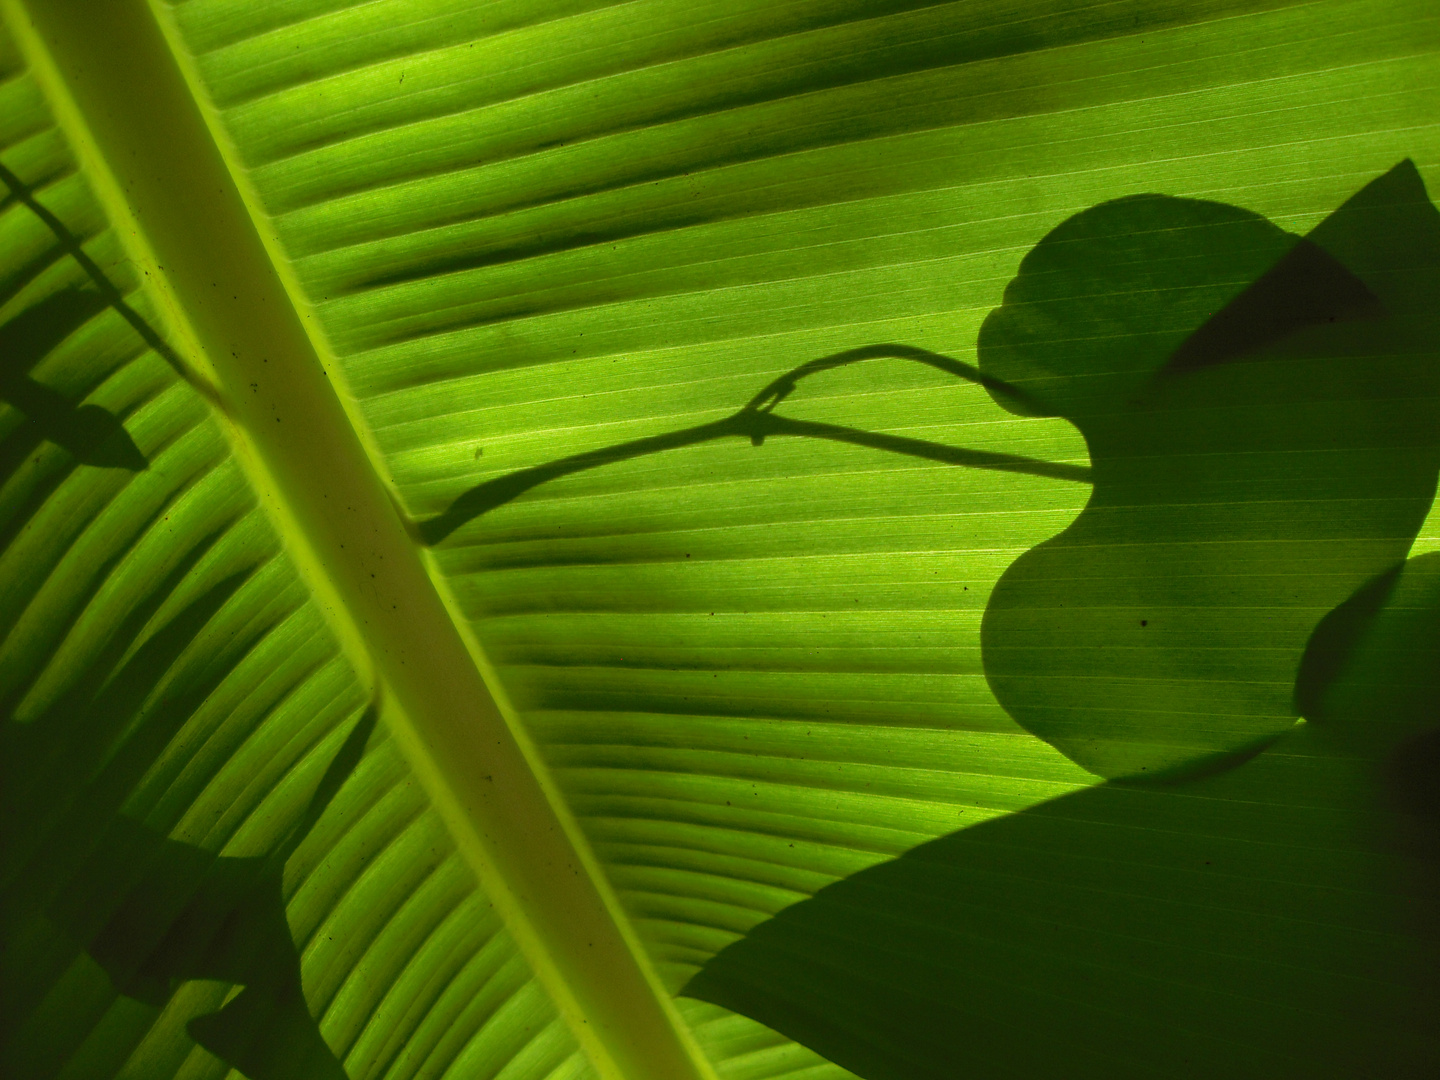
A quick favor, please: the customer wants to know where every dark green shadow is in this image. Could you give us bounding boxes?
[979,159,1440,781]
[0,287,147,472]
[0,159,227,505]
[685,555,1440,1080]
[684,161,1440,1079]
[0,541,367,1080]
[0,162,199,394]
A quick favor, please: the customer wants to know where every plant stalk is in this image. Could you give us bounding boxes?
[0,3,716,1079]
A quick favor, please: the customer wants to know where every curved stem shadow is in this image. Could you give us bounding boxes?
[419,344,1087,545]
[0,160,224,410]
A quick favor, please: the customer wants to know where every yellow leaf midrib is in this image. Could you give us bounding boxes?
[0,3,715,1079]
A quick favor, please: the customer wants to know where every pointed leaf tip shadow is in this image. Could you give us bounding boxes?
[0,160,225,414]
[1153,157,1431,387]
[86,705,376,1080]
[0,287,147,471]
[3,558,375,1079]
[684,552,1440,1077]
[1157,237,1384,379]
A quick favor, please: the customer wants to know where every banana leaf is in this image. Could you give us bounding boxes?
[1,2,1437,1079]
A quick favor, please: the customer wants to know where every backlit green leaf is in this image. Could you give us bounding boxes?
[2,2,1437,1079]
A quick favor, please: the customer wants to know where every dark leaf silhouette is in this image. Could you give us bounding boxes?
[687,553,1440,1080]
[1,541,369,1080]
[683,161,1440,1080]
[979,159,1440,780]
[0,288,146,470]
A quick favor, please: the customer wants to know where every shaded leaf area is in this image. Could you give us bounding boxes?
[80,708,373,1080]
[688,552,1440,1080]
[980,160,1440,780]
[0,523,369,1080]
[1,96,361,1075]
[0,158,195,569]
[685,163,1440,1077]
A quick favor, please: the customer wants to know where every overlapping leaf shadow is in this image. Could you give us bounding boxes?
[979,159,1440,782]
[684,161,1440,1079]
[684,554,1440,1080]
[0,542,367,1080]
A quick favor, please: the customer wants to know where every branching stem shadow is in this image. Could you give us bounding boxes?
[420,344,1088,544]
[0,161,224,411]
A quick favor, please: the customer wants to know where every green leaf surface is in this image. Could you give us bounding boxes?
[3,1,1438,1079]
